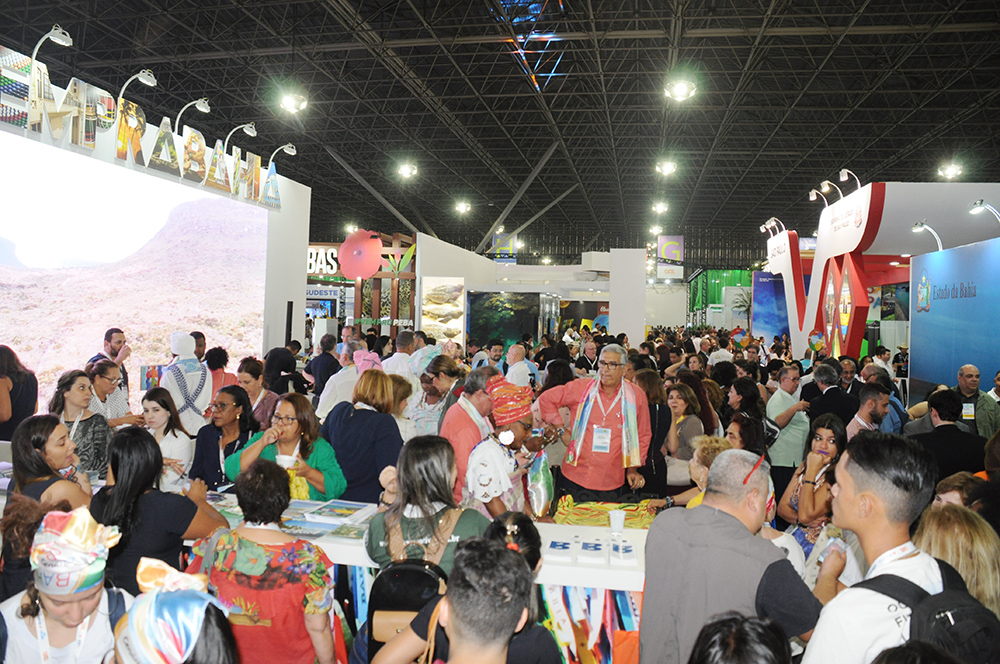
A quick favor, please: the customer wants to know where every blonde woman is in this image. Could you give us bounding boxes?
[914,504,1000,618]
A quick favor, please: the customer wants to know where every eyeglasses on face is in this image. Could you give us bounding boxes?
[598,360,624,369]
[101,376,122,385]
[271,414,297,425]
[212,402,235,411]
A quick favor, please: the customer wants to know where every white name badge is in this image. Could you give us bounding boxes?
[963,403,976,420]
[592,426,612,453]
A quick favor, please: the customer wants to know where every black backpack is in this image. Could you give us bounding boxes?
[855,559,1000,664]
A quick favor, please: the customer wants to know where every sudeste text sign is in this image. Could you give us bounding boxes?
[0,45,282,208]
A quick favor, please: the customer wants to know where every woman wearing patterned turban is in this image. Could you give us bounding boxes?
[0,505,129,663]
[462,375,535,518]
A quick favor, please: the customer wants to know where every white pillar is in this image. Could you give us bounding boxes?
[610,248,647,345]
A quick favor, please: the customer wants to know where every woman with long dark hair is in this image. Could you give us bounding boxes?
[142,387,192,490]
[0,345,38,442]
[633,369,670,497]
[48,369,112,478]
[190,385,258,490]
[365,436,490,575]
[90,427,228,595]
[678,372,721,436]
[0,415,92,601]
[777,413,846,556]
[532,359,576,468]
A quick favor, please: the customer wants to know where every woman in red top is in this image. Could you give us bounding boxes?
[188,458,336,664]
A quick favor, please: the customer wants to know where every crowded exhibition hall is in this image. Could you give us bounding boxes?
[3,2,1000,663]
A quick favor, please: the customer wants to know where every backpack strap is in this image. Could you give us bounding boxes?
[107,588,127,631]
[855,573,931,608]
[936,559,968,592]
[387,509,463,565]
[417,600,443,664]
[199,527,231,576]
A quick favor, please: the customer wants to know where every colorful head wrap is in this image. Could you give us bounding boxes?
[409,344,442,376]
[485,375,533,426]
[30,507,120,596]
[115,558,226,664]
[354,349,383,373]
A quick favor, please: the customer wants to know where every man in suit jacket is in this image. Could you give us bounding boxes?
[911,388,987,478]
[838,357,864,396]
[808,362,859,428]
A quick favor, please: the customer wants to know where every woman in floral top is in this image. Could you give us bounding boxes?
[187,459,336,664]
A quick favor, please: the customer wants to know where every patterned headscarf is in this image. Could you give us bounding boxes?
[30,507,120,596]
[115,557,227,664]
[485,375,533,426]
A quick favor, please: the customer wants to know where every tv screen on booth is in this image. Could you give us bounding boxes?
[0,130,268,409]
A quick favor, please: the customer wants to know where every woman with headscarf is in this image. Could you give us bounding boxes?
[0,506,131,662]
[160,332,211,437]
[116,558,238,664]
[462,376,534,518]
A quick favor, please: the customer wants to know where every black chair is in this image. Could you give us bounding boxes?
[366,559,448,663]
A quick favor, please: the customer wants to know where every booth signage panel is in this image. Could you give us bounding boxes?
[909,237,996,405]
[657,235,684,279]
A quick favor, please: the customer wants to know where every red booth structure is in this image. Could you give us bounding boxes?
[765,181,1000,359]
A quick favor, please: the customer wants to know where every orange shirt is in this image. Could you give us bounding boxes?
[538,379,651,491]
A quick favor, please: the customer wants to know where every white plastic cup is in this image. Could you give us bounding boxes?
[609,509,626,534]
[275,454,296,469]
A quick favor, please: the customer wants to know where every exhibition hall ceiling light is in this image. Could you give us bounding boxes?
[280,93,308,113]
[175,97,210,132]
[268,142,296,167]
[656,161,677,176]
[938,162,962,179]
[912,220,943,251]
[455,201,471,214]
[345,223,358,233]
[542,257,552,264]
[664,77,696,101]
[398,163,418,178]
[808,189,828,206]
[969,199,1000,226]
[652,202,668,214]
[819,180,843,199]
[650,225,663,234]
[516,240,524,249]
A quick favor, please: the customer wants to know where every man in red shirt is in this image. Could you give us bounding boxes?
[439,366,500,503]
[538,344,651,499]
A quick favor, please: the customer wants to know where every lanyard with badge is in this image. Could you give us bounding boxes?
[591,385,622,454]
[865,541,917,579]
[36,610,90,662]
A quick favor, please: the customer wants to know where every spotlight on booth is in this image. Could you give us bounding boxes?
[268,143,296,167]
[808,189,828,206]
[839,168,862,190]
[223,122,256,156]
[938,163,962,180]
[29,25,74,122]
[820,180,843,199]
[116,69,157,125]
[759,217,785,238]
[280,93,308,113]
[912,220,943,252]
[969,199,1000,226]
[175,97,210,133]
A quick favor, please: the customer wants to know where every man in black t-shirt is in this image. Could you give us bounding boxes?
[892,344,909,378]
[303,333,342,406]
[574,341,598,376]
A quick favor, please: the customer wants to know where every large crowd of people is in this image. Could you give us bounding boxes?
[0,321,998,663]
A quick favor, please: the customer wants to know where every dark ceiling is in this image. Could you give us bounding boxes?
[3,0,999,269]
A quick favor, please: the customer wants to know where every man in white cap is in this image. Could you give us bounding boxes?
[160,331,211,435]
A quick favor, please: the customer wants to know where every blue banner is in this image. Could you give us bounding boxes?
[910,238,1000,404]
